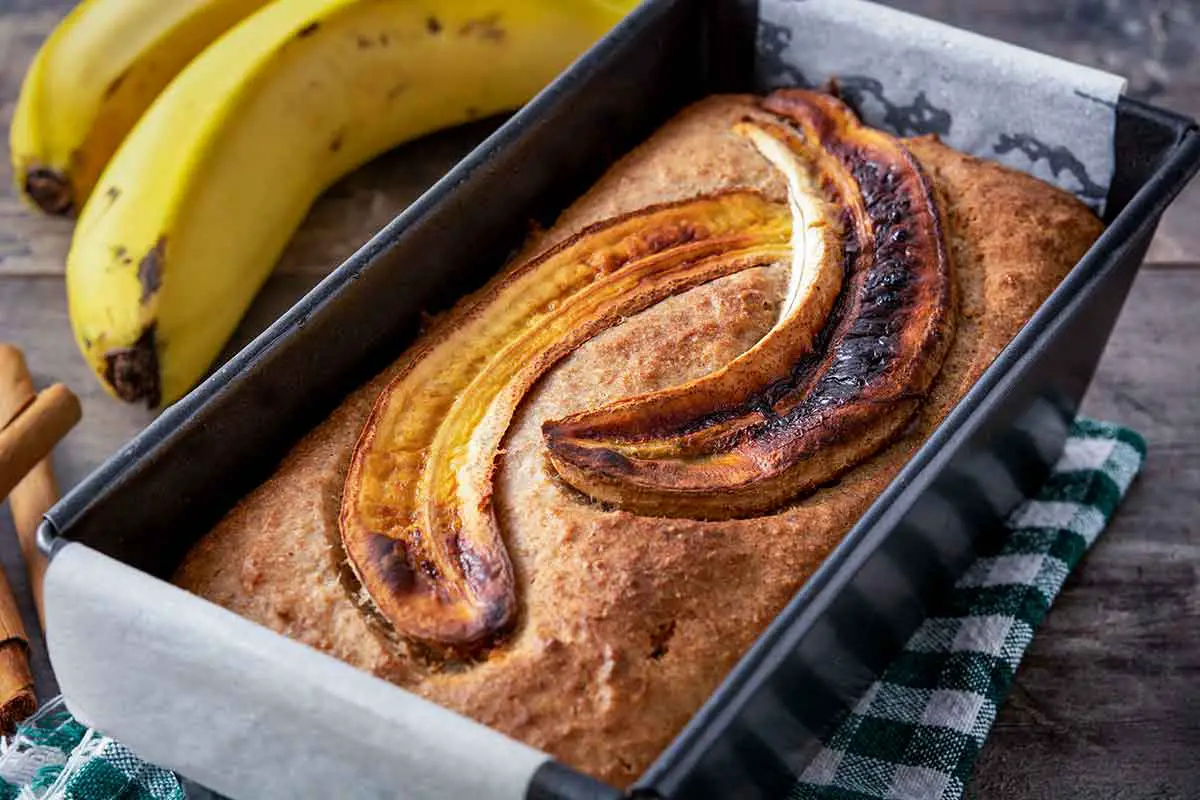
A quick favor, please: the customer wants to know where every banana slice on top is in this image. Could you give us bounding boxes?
[342,193,792,651]
[341,90,956,652]
[544,90,956,519]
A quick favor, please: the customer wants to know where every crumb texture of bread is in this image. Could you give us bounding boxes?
[174,95,1103,787]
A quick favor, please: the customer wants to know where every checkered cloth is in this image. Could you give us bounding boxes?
[791,417,1146,800]
[0,419,1143,800]
[0,698,182,800]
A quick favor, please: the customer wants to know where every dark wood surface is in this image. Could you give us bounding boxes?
[1,2,1197,798]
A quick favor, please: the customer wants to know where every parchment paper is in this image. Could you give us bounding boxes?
[46,545,549,800]
[757,0,1127,213]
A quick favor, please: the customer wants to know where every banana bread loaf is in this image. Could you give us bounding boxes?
[174,91,1104,786]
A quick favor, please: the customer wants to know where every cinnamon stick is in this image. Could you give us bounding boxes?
[0,344,35,432]
[0,582,34,735]
[0,384,80,502]
[4,470,53,632]
[0,346,67,734]
[0,346,53,628]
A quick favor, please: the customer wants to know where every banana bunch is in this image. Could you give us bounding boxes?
[10,0,275,215]
[10,0,630,407]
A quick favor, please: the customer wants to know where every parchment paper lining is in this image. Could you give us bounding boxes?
[757,0,1127,213]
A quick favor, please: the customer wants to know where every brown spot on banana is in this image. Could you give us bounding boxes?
[23,167,73,216]
[458,14,504,42]
[103,70,128,100]
[103,326,160,408]
[137,237,165,304]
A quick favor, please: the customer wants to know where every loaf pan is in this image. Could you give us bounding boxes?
[37,0,1200,798]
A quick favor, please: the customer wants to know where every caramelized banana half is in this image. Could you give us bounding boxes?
[544,90,956,519]
[341,89,955,650]
[341,192,795,650]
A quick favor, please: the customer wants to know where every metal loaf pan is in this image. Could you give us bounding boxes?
[37,1,1200,798]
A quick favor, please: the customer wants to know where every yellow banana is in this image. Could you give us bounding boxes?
[67,0,632,408]
[9,0,273,215]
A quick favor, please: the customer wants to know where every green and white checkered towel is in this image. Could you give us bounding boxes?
[0,698,182,800]
[0,418,1144,800]
[792,417,1146,800]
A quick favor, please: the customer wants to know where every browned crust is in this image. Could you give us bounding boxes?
[173,94,1104,787]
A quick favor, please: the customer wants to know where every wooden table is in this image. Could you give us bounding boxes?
[1,1,1197,797]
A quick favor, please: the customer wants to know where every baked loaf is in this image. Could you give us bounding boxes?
[175,91,1103,786]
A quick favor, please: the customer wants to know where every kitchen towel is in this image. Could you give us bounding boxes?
[0,417,1144,800]
[791,417,1146,800]
[0,698,182,800]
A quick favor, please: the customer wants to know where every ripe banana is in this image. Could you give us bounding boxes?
[67,0,631,408]
[9,0,273,215]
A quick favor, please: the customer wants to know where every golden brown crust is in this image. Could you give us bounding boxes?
[174,95,1103,786]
